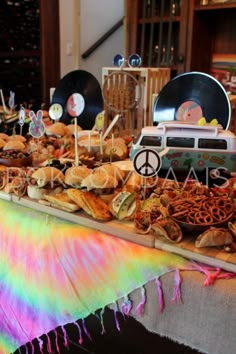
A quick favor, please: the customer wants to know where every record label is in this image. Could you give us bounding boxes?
[66,93,85,117]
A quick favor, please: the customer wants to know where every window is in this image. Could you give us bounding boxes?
[140,136,162,146]
[166,137,194,148]
[198,139,227,150]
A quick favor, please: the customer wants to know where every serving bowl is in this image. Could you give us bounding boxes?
[168,208,234,234]
[0,150,32,167]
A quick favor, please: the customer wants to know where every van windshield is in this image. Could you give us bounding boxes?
[140,136,162,146]
[166,137,194,148]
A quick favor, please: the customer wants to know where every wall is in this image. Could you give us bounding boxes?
[59,0,124,84]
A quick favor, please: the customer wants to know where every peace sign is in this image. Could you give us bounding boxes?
[133,148,162,177]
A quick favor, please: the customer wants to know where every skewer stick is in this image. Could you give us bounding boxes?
[88,131,91,153]
[0,89,7,112]
[99,132,103,154]
[102,114,120,141]
[74,117,79,166]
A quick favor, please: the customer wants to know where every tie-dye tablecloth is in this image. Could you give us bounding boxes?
[0,199,234,354]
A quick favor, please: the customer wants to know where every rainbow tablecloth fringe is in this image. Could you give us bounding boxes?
[0,199,234,354]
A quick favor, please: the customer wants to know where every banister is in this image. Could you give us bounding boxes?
[81,18,124,59]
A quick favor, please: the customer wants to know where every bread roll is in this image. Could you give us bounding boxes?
[45,122,67,137]
[0,133,9,141]
[0,138,6,149]
[31,166,65,187]
[65,166,91,187]
[65,124,82,135]
[8,135,27,143]
[3,140,25,151]
[27,185,63,200]
[80,171,119,191]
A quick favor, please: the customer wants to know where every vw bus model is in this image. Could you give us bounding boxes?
[130,122,236,173]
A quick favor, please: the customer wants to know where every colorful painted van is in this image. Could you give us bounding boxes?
[130,122,236,172]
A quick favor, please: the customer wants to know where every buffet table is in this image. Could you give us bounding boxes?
[0,199,235,354]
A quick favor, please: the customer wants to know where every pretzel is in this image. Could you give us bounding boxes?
[169,195,234,225]
[216,198,234,214]
[209,207,227,222]
[194,211,214,224]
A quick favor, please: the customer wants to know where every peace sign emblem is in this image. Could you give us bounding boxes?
[133,148,162,177]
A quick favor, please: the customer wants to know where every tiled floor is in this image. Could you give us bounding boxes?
[15,308,204,354]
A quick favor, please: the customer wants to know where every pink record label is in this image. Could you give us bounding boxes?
[66,93,85,117]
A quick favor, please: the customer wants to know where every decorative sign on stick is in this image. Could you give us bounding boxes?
[49,103,63,122]
[94,111,105,132]
[28,110,45,138]
[18,107,25,136]
[66,93,85,166]
[8,91,15,112]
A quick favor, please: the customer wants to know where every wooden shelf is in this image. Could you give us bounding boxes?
[195,3,236,10]
[0,0,59,109]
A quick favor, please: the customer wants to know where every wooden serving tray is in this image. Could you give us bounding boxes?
[0,191,235,273]
[10,195,156,249]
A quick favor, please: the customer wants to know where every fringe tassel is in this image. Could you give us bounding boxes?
[54,329,60,354]
[171,269,182,304]
[190,262,235,286]
[74,321,83,345]
[46,333,52,353]
[37,337,44,354]
[135,286,146,316]
[121,295,132,317]
[155,277,164,313]
[61,325,69,350]
[82,318,92,341]
[30,341,34,354]
[204,267,221,287]
[113,302,121,332]
[98,308,106,335]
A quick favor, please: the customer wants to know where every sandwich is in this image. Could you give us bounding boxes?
[103,137,128,161]
[3,140,26,151]
[67,188,112,221]
[27,166,65,199]
[8,135,27,143]
[65,166,92,188]
[45,122,68,137]
[0,138,6,149]
[41,192,80,212]
[80,163,126,202]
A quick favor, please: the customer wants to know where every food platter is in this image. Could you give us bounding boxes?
[0,191,235,273]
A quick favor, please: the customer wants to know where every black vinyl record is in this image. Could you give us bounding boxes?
[153,72,231,129]
[52,70,103,130]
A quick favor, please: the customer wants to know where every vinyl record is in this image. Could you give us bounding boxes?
[153,72,231,129]
[51,70,103,130]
